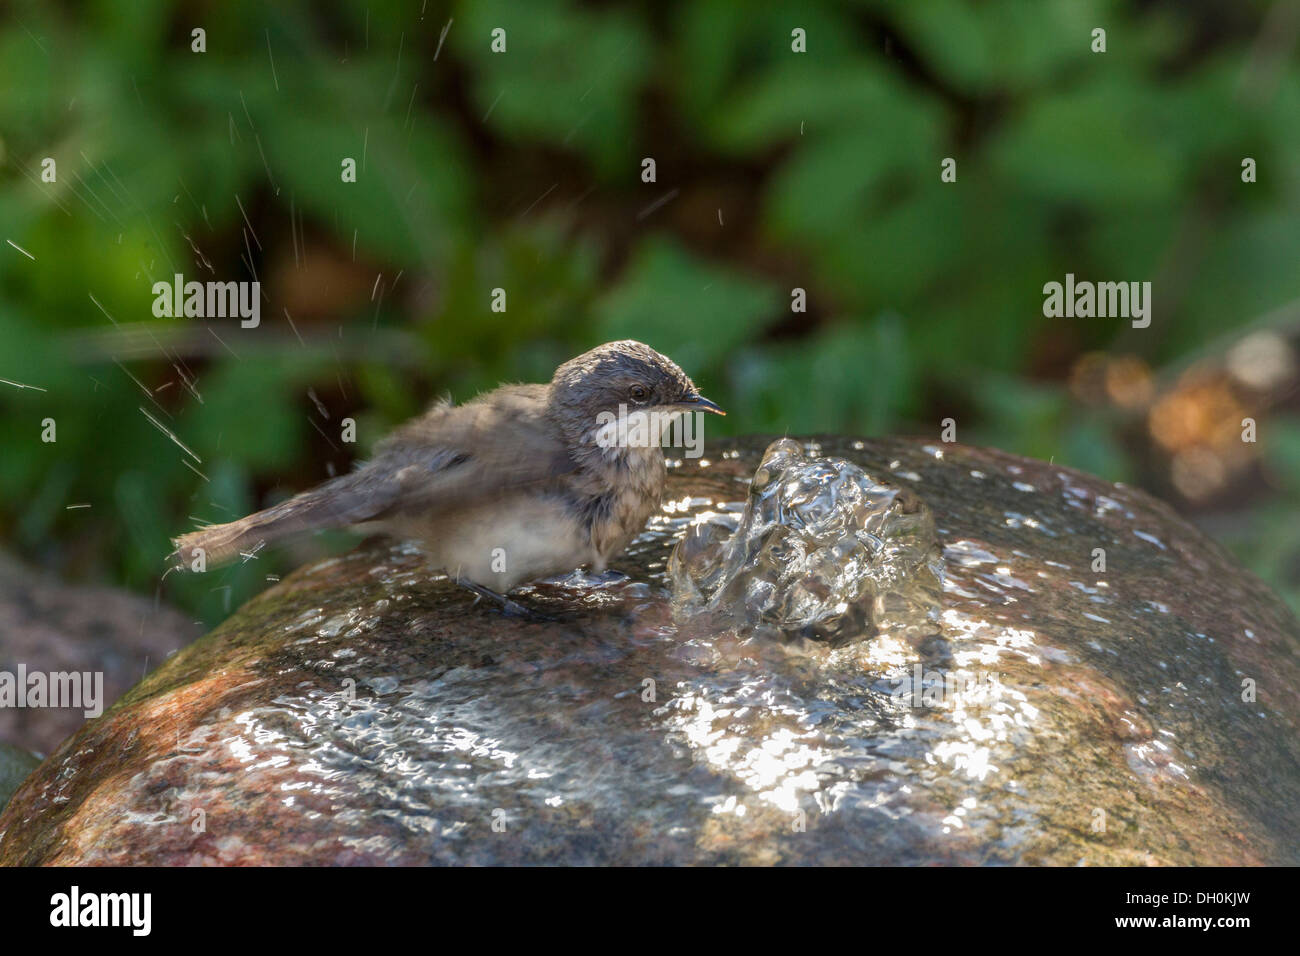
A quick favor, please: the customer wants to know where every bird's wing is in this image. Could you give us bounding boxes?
[170,385,576,568]
[369,384,579,517]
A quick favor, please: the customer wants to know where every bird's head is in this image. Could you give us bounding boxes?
[551,340,728,460]
[552,340,724,423]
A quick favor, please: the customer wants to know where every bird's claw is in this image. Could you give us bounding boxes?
[455,577,555,622]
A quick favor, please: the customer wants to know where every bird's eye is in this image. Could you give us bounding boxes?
[629,383,649,402]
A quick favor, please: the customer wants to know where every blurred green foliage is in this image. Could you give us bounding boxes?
[2,0,1300,625]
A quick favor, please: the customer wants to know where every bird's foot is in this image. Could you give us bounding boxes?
[455,577,555,622]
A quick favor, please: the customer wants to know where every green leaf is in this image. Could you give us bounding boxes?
[452,0,651,176]
[733,315,916,435]
[595,237,779,372]
[987,75,1189,206]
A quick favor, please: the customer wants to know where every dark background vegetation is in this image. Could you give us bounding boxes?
[3,0,1300,628]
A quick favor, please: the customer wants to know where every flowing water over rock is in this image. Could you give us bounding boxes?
[669,438,944,646]
[1,436,1297,865]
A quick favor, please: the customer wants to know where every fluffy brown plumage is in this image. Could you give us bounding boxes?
[171,340,722,595]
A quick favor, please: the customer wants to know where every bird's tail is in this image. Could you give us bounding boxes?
[170,468,390,570]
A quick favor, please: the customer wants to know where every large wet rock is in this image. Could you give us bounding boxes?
[1,437,1297,865]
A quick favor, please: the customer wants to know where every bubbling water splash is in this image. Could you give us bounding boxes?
[668,438,944,645]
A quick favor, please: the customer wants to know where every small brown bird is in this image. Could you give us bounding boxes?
[171,340,723,611]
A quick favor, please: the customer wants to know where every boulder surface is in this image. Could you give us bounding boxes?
[1,436,1296,865]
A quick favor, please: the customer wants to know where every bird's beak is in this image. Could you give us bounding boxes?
[676,394,726,416]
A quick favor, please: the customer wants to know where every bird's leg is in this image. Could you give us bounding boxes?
[453,575,552,621]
